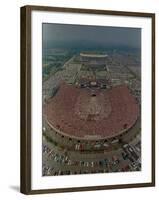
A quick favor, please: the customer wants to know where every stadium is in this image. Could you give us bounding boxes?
[42,52,141,176]
[44,81,139,150]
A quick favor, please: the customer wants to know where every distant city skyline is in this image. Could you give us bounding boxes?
[43,23,141,49]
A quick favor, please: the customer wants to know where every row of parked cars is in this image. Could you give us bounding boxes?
[121,143,141,171]
[42,140,141,176]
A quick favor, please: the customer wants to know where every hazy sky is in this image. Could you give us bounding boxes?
[43,23,141,49]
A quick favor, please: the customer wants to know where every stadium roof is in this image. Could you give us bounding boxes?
[80,52,108,58]
[44,83,139,140]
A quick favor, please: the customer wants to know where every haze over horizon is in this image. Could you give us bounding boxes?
[43,23,141,50]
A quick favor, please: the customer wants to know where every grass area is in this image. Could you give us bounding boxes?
[43,132,58,146]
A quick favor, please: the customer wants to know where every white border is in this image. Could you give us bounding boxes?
[31,10,152,190]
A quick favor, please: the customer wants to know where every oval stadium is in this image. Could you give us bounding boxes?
[42,52,141,176]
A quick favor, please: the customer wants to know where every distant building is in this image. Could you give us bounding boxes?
[80,52,108,68]
[77,52,111,88]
